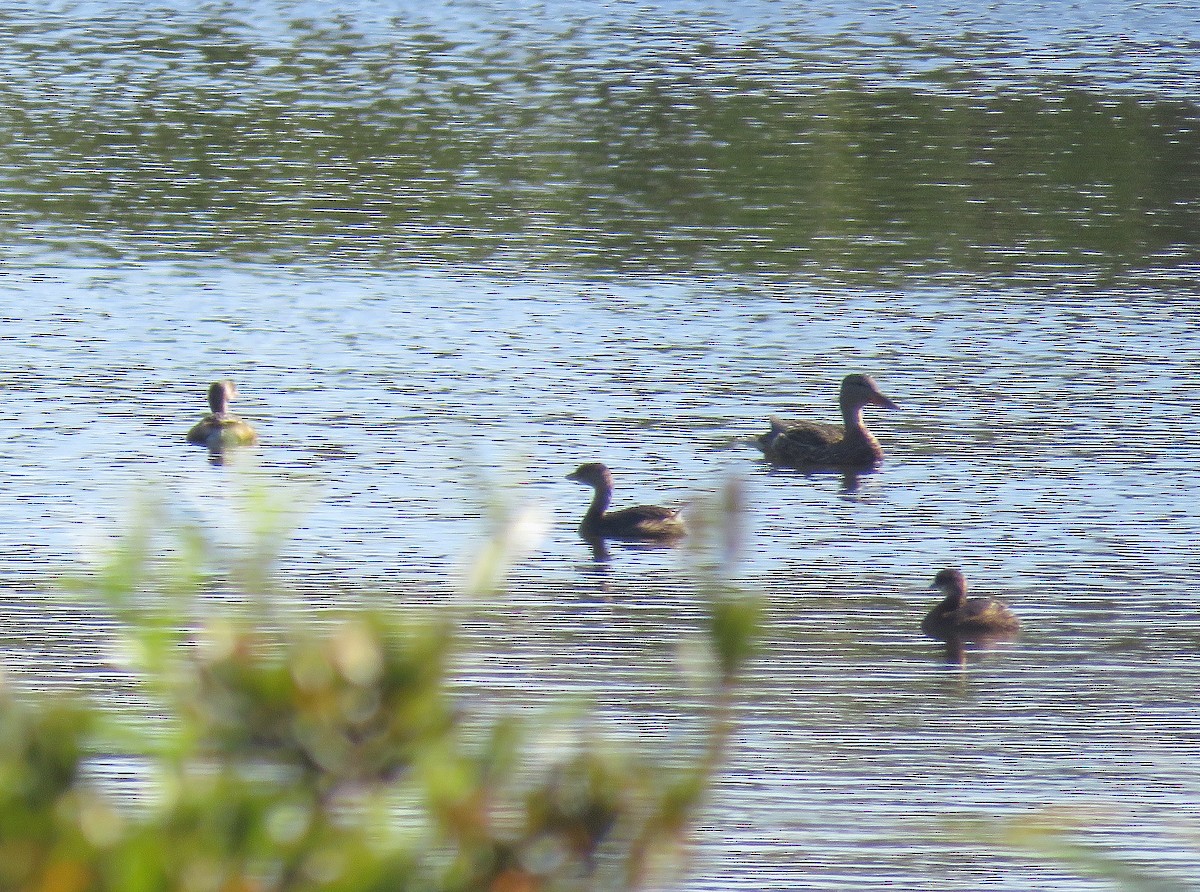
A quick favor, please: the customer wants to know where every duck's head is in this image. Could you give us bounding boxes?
[840,374,897,411]
[930,568,968,597]
[208,379,239,413]
[566,462,613,490]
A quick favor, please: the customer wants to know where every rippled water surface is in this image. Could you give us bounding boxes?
[2,1,1199,889]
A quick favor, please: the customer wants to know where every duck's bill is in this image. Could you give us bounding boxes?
[871,392,899,410]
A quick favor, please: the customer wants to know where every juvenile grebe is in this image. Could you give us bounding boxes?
[566,462,686,541]
[922,568,1020,639]
[186,380,258,450]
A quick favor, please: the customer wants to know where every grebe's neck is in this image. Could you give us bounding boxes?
[939,578,968,610]
[209,392,230,415]
[583,481,612,524]
[208,380,240,415]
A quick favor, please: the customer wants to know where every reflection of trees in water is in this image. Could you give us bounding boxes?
[0,10,1196,278]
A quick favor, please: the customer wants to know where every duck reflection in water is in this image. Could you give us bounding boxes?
[580,534,685,567]
[922,568,1020,663]
[566,463,686,555]
[187,380,258,461]
[766,464,871,495]
[936,628,1020,667]
[756,373,897,471]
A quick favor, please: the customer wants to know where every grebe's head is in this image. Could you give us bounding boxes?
[930,567,967,596]
[566,462,614,490]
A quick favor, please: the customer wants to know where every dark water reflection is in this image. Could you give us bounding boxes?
[1,1,1197,281]
[1,2,1200,889]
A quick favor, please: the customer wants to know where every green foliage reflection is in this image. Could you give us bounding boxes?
[0,10,1195,280]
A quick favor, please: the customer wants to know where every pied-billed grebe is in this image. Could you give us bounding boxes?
[186,380,258,450]
[922,568,1020,639]
[566,462,686,541]
[757,373,897,469]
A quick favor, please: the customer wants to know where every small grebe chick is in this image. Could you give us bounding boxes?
[757,373,897,469]
[566,462,686,541]
[922,568,1020,639]
[186,380,258,450]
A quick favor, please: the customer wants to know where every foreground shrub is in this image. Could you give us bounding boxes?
[1,476,758,891]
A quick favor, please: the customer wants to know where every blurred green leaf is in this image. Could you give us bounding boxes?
[956,812,1194,892]
[12,475,760,891]
[708,594,762,682]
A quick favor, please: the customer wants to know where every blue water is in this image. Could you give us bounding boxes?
[2,0,1200,888]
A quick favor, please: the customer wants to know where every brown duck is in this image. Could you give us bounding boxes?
[757,373,897,469]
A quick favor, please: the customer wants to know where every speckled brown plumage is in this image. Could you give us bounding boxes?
[757,373,896,469]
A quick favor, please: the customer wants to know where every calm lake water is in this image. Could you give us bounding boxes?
[2,1,1199,889]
